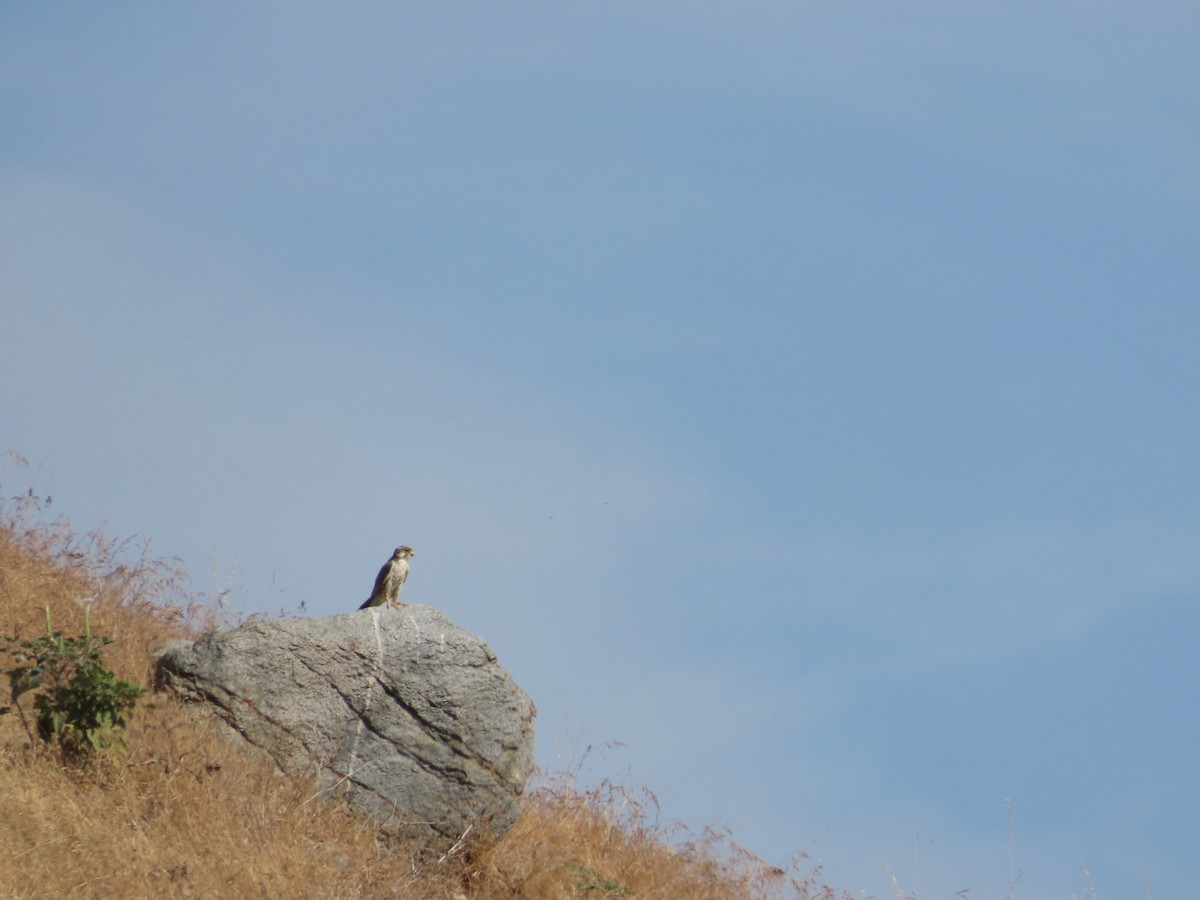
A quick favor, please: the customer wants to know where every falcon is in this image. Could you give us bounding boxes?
[359,546,414,609]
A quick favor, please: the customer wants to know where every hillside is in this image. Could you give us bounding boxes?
[0,491,845,899]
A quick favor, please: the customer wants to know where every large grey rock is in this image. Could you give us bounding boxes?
[155,605,536,852]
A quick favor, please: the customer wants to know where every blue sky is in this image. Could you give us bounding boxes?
[3,3,1198,896]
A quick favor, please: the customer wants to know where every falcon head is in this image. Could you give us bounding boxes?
[394,546,414,559]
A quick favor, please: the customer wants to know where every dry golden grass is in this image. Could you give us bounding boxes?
[0,483,849,899]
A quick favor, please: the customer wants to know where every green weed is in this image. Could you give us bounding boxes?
[1,604,145,761]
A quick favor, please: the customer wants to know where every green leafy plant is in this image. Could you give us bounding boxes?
[572,863,636,896]
[1,605,144,761]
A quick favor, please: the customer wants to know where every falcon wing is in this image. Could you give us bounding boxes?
[371,560,394,596]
